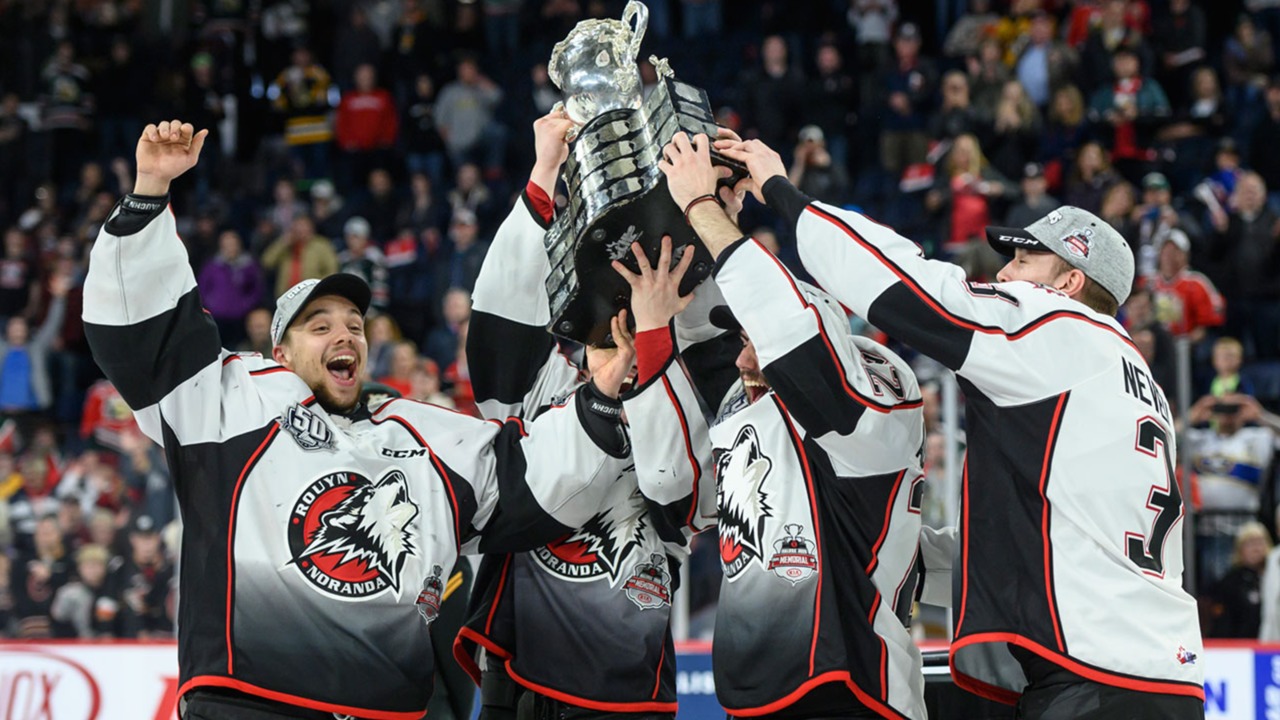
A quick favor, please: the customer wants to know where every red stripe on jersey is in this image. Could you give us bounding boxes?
[1040,393,1069,653]
[950,632,1206,702]
[755,241,921,414]
[775,397,825,677]
[505,661,678,713]
[371,413,463,550]
[660,374,702,526]
[651,638,667,699]
[179,676,426,720]
[955,459,972,639]
[804,205,1140,354]
[453,626,513,687]
[486,555,514,635]
[865,469,908,576]
[723,671,909,719]
[225,422,281,675]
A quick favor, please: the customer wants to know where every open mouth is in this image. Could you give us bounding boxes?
[743,377,769,404]
[325,354,358,387]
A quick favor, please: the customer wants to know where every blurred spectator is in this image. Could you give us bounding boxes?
[447,164,497,232]
[0,94,30,226]
[484,0,524,59]
[269,46,336,182]
[1224,15,1274,112]
[333,5,385,90]
[1133,171,1204,276]
[118,433,173,529]
[1038,85,1090,188]
[1098,180,1139,241]
[117,514,174,638]
[943,0,998,60]
[925,134,1010,278]
[389,0,446,99]
[1209,337,1256,398]
[40,41,94,189]
[1249,77,1280,208]
[50,543,121,638]
[9,457,60,553]
[1208,171,1280,359]
[337,217,390,312]
[0,275,68,429]
[403,74,448,191]
[1158,68,1228,191]
[1260,507,1280,640]
[1087,48,1171,171]
[1063,140,1120,213]
[266,178,308,235]
[879,23,936,176]
[409,358,453,407]
[1204,521,1270,638]
[261,215,339,298]
[398,173,448,239]
[1185,392,1276,585]
[1151,0,1208,111]
[95,37,146,166]
[378,341,419,398]
[238,308,274,358]
[79,380,138,456]
[738,35,803,153]
[1145,228,1226,342]
[1014,11,1077,109]
[385,227,439,344]
[1004,162,1058,228]
[967,38,1012,119]
[802,44,855,171]
[198,230,264,349]
[788,125,850,205]
[182,53,225,205]
[425,287,473,371]
[353,168,402,242]
[435,56,505,175]
[366,314,403,380]
[930,71,979,142]
[444,320,476,416]
[335,64,399,194]
[0,228,37,322]
[980,80,1042,181]
[309,180,348,240]
[10,515,69,637]
[1079,0,1151,94]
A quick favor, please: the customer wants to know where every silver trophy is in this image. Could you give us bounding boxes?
[544,1,746,345]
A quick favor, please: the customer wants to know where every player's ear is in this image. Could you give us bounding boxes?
[272,341,290,368]
[1058,267,1088,299]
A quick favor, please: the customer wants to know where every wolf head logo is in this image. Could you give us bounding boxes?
[291,469,420,597]
[715,425,773,577]
[536,483,648,584]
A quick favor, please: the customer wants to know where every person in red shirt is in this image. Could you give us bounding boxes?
[334,63,398,193]
[1146,227,1226,341]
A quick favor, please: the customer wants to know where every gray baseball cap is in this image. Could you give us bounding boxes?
[986,206,1135,305]
[270,274,372,346]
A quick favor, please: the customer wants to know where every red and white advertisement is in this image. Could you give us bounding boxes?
[0,642,178,720]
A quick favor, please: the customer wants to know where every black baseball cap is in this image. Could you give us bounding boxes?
[130,514,159,535]
[709,305,742,333]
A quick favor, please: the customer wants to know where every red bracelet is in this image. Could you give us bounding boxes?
[683,193,720,223]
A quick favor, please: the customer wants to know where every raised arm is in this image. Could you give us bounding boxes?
[82,121,271,453]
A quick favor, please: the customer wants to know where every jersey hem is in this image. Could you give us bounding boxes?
[505,660,678,713]
[720,670,909,719]
[949,632,1206,703]
[178,676,426,720]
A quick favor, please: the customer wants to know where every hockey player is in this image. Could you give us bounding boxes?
[83,119,635,720]
[636,137,931,718]
[709,134,1205,718]
[454,110,719,720]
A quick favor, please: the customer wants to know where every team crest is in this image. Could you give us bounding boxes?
[532,482,647,584]
[288,469,420,599]
[1176,645,1197,665]
[1061,228,1094,259]
[416,565,445,624]
[768,524,818,585]
[280,403,335,451]
[715,425,773,581]
[624,553,672,610]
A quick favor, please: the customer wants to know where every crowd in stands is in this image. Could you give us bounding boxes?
[0,0,1279,642]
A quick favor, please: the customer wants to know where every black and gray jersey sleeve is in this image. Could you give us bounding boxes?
[767,178,1127,405]
[82,197,276,458]
[622,326,717,537]
[468,192,580,420]
[714,237,925,478]
[917,524,957,608]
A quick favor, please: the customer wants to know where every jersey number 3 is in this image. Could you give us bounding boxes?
[1125,418,1183,578]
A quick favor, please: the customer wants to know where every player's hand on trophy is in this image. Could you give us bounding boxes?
[612,236,695,332]
[658,132,720,211]
[713,138,786,204]
[531,106,577,195]
[134,119,208,196]
[586,310,637,399]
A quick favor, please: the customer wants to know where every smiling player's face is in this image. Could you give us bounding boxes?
[273,296,368,413]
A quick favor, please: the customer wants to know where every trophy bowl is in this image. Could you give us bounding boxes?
[548,0,648,127]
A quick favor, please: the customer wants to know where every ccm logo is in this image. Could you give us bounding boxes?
[381,448,429,458]
[998,235,1037,244]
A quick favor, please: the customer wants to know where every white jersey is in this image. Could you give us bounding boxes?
[1184,426,1275,512]
[763,178,1205,705]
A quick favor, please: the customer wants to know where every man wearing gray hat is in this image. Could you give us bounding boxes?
[81,119,637,720]
[687,134,1205,719]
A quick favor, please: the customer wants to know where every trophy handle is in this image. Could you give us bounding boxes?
[622,1,648,61]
